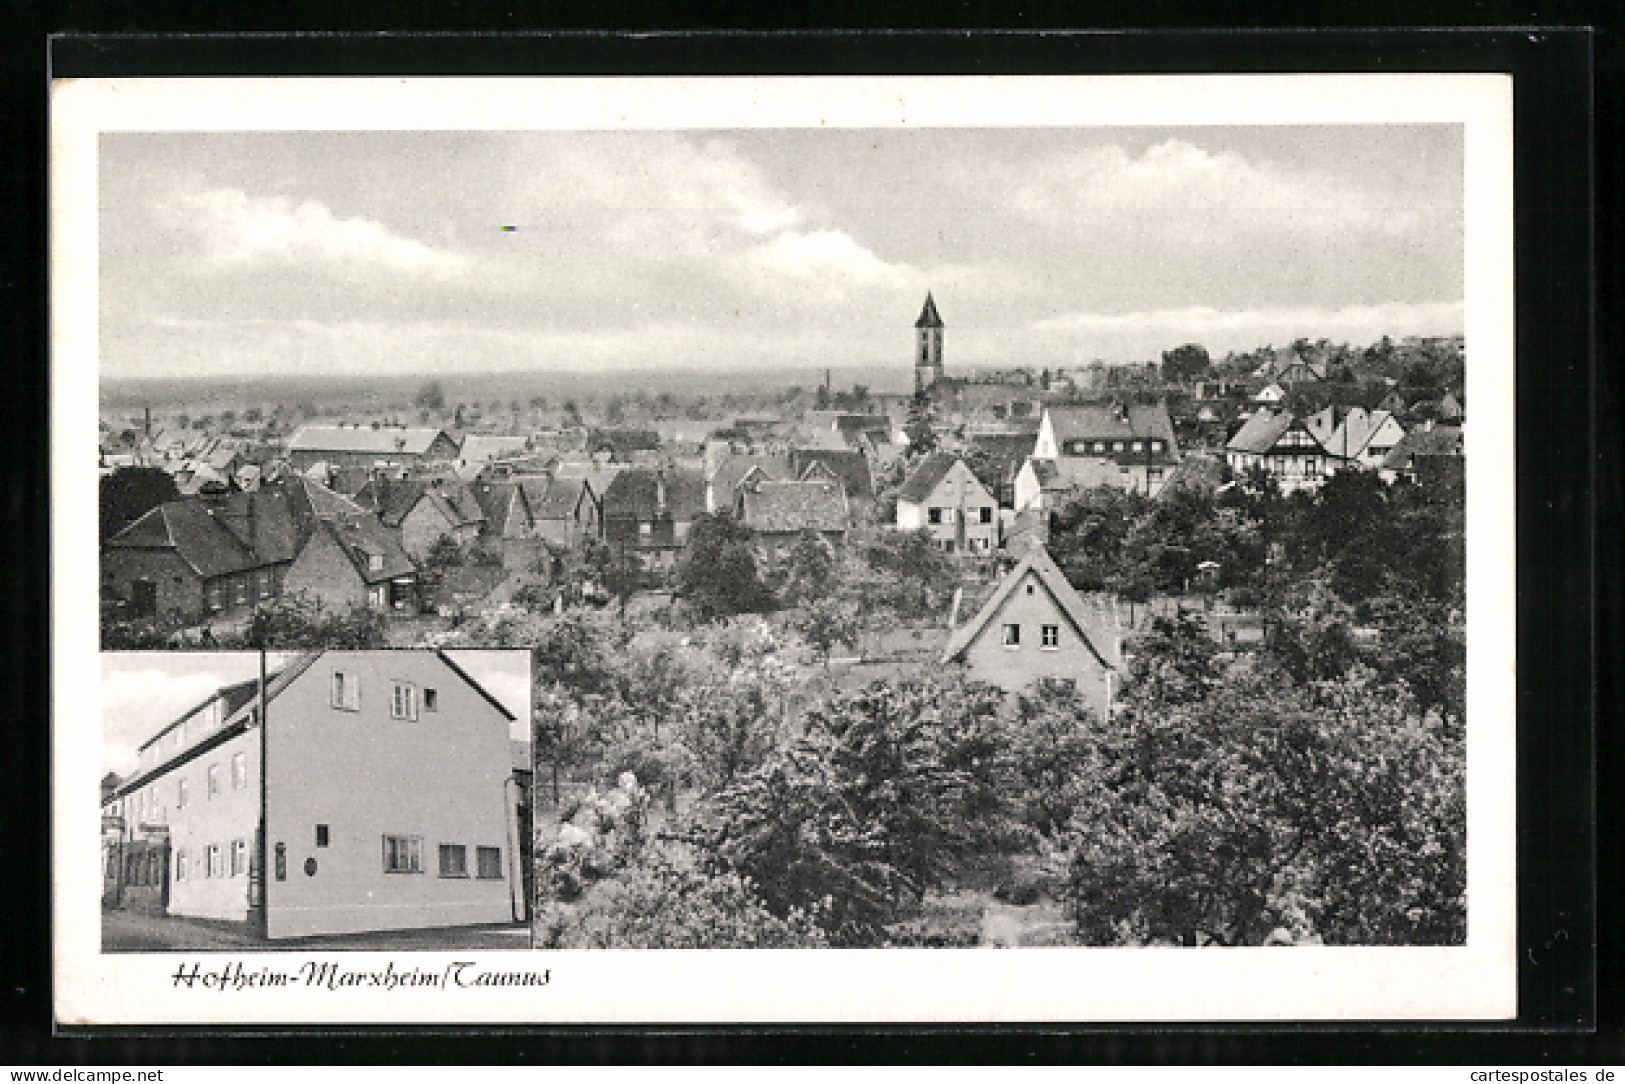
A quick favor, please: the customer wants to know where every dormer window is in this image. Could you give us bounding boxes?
[1131,441,1143,453]
[1151,440,1164,453]
[368,553,384,572]
[1112,441,1125,453]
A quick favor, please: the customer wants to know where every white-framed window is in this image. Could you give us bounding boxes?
[1151,440,1164,453]
[331,671,360,712]
[1002,623,1021,647]
[423,688,438,712]
[231,839,248,877]
[476,846,503,880]
[1112,441,1125,453]
[368,552,384,572]
[175,850,187,882]
[207,582,224,611]
[438,843,468,878]
[979,507,993,524]
[943,507,956,523]
[232,752,247,790]
[234,577,248,605]
[638,521,652,537]
[207,763,220,799]
[1041,624,1060,649]
[1093,441,1106,453]
[391,681,418,721]
[207,844,223,878]
[176,777,188,808]
[259,570,272,598]
[383,835,423,874]
[927,507,942,525]
[1132,441,1143,452]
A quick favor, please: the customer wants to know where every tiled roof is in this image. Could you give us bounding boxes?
[739,480,850,534]
[897,452,963,504]
[708,453,792,498]
[1225,409,1297,455]
[600,467,706,521]
[314,517,418,584]
[1381,424,1463,471]
[469,481,526,534]
[790,447,873,502]
[966,432,1038,486]
[1046,402,1178,451]
[288,425,452,456]
[106,500,264,579]
[1029,456,1122,491]
[587,428,661,457]
[523,477,594,521]
[458,435,530,465]
[353,478,430,527]
[942,545,1118,671]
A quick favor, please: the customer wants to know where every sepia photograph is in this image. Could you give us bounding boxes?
[53,74,1517,1023]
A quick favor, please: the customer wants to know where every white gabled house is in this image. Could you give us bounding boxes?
[1224,408,1333,494]
[895,452,1000,553]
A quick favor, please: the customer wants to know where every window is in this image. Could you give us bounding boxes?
[175,850,187,882]
[207,763,220,799]
[391,681,418,721]
[942,507,956,523]
[476,847,503,880]
[979,507,993,524]
[316,824,329,848]
[368,552,384,572]
[231,839,248,877]
[422,688,438,712]
[1131,441,1143,452]
[1093,441,1106,453]
[638,521,652,537]
[232,752,247,790]
[331,671,360,711]
[258,571,271,598]
[207,844,223,879]
[382,835,423,874]
[1112,441,1125,453]
[1002,623,1021,647]
[927,507,942,525]
[208,582,224,611]
[176,778,188,808]
[1151,440,1164,453]
[234,577,248,605]
[438,844,469,878]
[1041,624,1060,649]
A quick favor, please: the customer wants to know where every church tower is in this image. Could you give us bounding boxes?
[914,293,944,392]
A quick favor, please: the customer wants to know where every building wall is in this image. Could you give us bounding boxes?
[283,530,369,611]
[899,462,999,551]
[263,652,518,938]
[288,449,421,472]
[956,570,1114,722]
[101,549,205,618]
[164,728,261,922]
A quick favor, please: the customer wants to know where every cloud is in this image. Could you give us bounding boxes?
[166,185,469,279]
[1009,138,1429,245]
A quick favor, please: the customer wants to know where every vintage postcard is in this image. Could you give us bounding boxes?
[54,74,1516,1023]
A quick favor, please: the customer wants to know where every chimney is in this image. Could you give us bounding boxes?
[144,406,152,438]
[655,468,667,513]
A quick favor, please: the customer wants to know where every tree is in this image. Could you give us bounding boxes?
[1160,343,1212,384]
[413,380,446,410]
[674,513,773,620]
[904,391,937,455]
[1065,659,1464,946]
[791,597,860,667]
[779,530,839,606]
[99,466,180,540]
[691,677,1019,944]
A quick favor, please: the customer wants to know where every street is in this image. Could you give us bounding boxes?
[102,908,533,952]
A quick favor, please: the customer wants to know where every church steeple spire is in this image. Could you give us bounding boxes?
[914,293,944,391]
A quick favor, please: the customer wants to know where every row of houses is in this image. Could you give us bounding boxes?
[102,650,531,939]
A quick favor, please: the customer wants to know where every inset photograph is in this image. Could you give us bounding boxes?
[100,649,533,950]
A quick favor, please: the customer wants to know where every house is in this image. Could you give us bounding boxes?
[941,544,1121,721]
[703,451,793,515]
[102,650,527,939]
[586,428,661,465]
[963,431,1038,508]
[469,481,537,572]
[1379,422,1465,490]
[1031,401,1181,496]
[599,467,707,574]
[455,434,531,474]
[286,425,459,472]
[1251,382,1288,405]
[735,478,850,562]
[519,476,601,548]
[1224,408,1332,493]
[102,476,377,620]
[789,447,875,518]
[1306,406,1408,470]
[1013,456,1126,513]
[353,478,486,562]
[282,516,420,614]
[895,452,1000,553]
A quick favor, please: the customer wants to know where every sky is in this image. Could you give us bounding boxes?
[100,650,532,778]
[98,126,1464,380]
